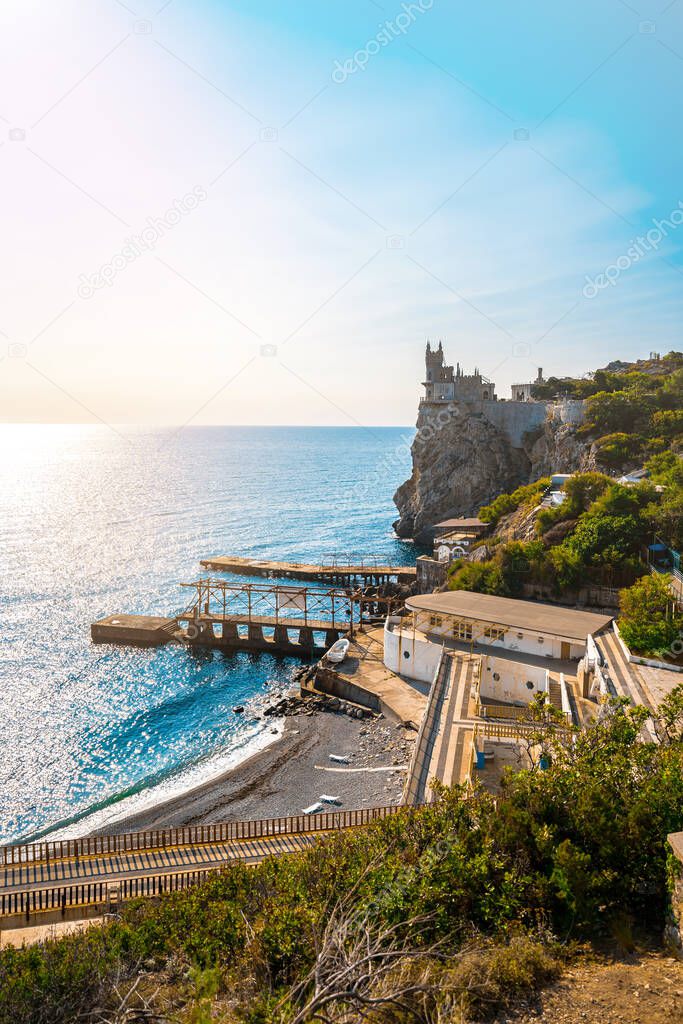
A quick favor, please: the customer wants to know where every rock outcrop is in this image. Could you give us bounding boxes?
[393,402,595,546]
[527,417,598,478]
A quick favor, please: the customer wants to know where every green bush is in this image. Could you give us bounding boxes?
[0,707,680,1024]
[594,432,643,468]
[478,479,549,528]
[618,573,683,657]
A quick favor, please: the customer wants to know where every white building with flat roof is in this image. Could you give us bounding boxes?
[384,590,613,696]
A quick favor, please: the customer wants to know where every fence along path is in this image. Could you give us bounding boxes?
[0,869,217,919]
[0,807,402,922]
[1,832,324,895]
[0,805,399,867]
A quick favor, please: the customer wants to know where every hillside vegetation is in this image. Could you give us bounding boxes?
[0,700,681,1024]
[532,352,683,472]
[450,454,682,608]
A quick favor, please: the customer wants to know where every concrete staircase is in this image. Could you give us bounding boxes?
[547,676,563,712]
[403,651,479,805]
[595,629,657,742]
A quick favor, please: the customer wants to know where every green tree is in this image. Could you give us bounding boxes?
[647,490,683,550]
[594,432,643,468]
[651,408,683,439]
[618,574,683,656]
[478,478,549,527]
[655,683,683,743]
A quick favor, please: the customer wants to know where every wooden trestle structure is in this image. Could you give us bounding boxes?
[176,579,380,654]
[92,580,393,655]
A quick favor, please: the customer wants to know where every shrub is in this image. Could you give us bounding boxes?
[618,574,683,657]
[0,708,681,1024]
[594,432,643,468]
[478,479,549,528]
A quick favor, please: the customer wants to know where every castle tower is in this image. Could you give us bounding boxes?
[425,340,444,382]
[422,340,495,404]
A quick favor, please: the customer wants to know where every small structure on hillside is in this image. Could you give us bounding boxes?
[511,368,545,402]
[432,517,489,562]
[433,517,488,539]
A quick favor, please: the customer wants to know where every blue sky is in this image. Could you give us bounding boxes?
[1,0,683,426]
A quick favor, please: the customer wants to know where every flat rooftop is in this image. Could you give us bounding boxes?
[434,518,486,530]
[406,591,613,642]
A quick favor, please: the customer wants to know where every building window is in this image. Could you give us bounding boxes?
[526,681,534,689]
[484,626,505,642]
[538,637,544,644]
[428,615,443,627]
[453,621,472,640]
[403,650,410,660]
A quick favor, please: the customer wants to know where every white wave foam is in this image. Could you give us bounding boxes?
[43,718,285,842]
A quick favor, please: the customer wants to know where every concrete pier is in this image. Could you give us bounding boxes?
[91,615,178,646]
[199,554,416,587]
[92,581,363,657]
[181,616,342,656]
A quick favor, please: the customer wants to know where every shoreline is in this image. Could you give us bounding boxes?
[96,709,413,834]
[37,718,286,844]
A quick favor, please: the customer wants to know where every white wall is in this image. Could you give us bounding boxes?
[479,655,548,704]
[421,617,585,660]
[384,618,442,684]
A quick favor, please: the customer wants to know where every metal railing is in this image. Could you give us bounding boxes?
[474,721,572,741]
[476,703,530,722]
[0,868,217,919]
[475,702,572,726]
[0,806,401,867]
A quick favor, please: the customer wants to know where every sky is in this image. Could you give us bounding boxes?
[1,0,683,427]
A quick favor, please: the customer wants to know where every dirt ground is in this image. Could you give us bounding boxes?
[503,950,682,1024]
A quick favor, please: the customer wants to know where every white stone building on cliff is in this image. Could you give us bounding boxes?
[420,341,584,442]
[423,341,496,403]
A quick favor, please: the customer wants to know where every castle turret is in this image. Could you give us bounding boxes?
[422,340,494,403]
[425,339,446,383]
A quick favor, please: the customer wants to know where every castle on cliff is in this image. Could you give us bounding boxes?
[423,341,496,402]
[423,340,549,405]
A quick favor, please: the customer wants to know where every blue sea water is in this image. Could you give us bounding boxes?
[0,424,415,844]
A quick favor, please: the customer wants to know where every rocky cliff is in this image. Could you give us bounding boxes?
[393,402,596,546]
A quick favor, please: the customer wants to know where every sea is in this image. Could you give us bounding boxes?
[0,424,416,845]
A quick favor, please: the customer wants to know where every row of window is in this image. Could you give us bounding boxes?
[426,615,510,643]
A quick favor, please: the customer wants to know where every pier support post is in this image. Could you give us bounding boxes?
[298,627,315,650]
[274,626,291,649]
[325,629,340,648]
[221,621,239,645]
[188,621,215,643]
[248,624,265,647]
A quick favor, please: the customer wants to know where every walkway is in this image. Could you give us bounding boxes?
[0,807,399,926]
[405,652,479,804]
[313,626,429,727]
[199,555,416,585]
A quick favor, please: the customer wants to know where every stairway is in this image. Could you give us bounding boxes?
[547,676,563,712]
